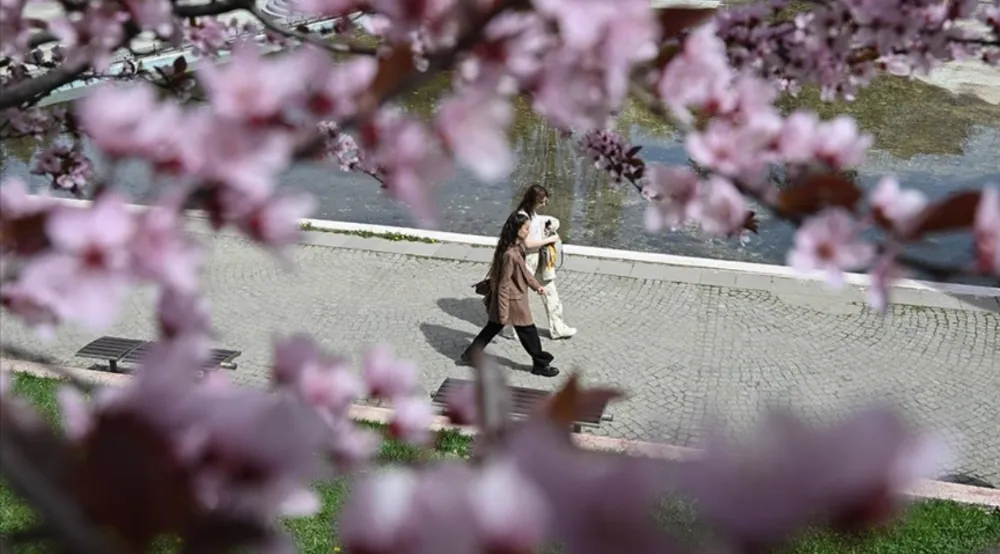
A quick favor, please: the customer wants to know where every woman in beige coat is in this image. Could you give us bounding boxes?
[461,212,559,377]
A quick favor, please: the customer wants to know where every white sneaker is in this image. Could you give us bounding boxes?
[553,327,577,340]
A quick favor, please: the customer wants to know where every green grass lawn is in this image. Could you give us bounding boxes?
[2,373,998,554]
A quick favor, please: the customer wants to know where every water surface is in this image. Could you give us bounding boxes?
[2,75,998,284]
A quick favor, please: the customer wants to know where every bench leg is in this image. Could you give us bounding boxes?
[108,359,119,373]
[572,423,582,434]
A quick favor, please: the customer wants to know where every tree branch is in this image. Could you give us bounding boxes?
[173,0,251,18]
[0,63,88,110]
[247,5,379,56]
[0,422,118,554]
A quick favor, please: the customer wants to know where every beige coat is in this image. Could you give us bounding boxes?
[485,245,541,327]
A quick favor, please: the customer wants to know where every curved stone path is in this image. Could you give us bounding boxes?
[2,229,998,483]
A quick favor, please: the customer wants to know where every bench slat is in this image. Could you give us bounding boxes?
[122,344,242,368]
[76,336,241,371]
[75,337,145,360]
[432,377,611,426]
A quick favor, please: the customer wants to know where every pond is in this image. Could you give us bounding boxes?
[2,73,999,285]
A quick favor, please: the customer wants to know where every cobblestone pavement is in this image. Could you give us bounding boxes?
[3,232,998,483]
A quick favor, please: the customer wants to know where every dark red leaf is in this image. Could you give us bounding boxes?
[173,55,187,74]
[777,173,863,216]
[742,210,760,234]
[626,145,643,158]
[908,190,982,238]
[541,374,624,429]
[358,45,416,116]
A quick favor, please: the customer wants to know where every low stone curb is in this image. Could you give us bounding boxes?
[3,358,997,508]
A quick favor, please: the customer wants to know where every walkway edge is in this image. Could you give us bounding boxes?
[30,196,1000,311]
[3,358,998,508]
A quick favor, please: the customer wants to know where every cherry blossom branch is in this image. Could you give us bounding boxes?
[0,62,89,109]
[0,0,254,110]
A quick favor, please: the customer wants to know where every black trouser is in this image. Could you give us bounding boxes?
[466,321,554,370]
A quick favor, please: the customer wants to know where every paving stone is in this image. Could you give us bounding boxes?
[2,234,997,484]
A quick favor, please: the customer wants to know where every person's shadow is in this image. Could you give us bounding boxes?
[419,322,531,372]
[436,297,488,328]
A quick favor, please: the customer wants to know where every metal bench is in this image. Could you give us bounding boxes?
[75,336,241,374]
[431,377,615,433]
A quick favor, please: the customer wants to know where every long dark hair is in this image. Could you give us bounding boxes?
[516,184,549,215]
[489,211,530,282]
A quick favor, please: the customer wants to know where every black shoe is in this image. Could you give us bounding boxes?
[532,365,559,377]
[457,351,473,366]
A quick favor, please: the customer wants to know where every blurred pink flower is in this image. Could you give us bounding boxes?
[869,176,928,235]
[198,41,307,123]
[57,385,92,441]
[814,116,872,169]
[974,185,1000,275]
[363,344,419,399]
[77,84,162,159]
[237,190,315,253]
[690,176,750,237]
[340,467,421,554]
[787,208,875,288]
[673,407,947,549]
[130,204,203,292]
[469,458,550,554]
[157,287,213,341]
[389,396,435,445]
[436,90,513,183]
[642,164,700,231]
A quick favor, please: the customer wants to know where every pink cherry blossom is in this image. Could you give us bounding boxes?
[436,89,513,182]
[642,164,700,231]
[23,194,138,329]
[184,18,231,57]
[121,0,174,37]
[157,287,213,341]
[776,112,823,164]
[77,83,163,159]
[0,177,53,221]
[236,191,315,253]
[340,467,421,554]
[307,56,378,120]
[787,208,875,288]
[130,204,203,292]
[389,396,435,445]
[689,176,750,237]
[362,344,419,399]
[47,3,128,71]
[57,385,92,441]
[198,41,308,124]
[329,419,382,470]
[866,250,909,312]
[362,112,454,226]
[31,144,93,194]
[271,333,325,385]
[813,116,872,169]
[657,23,732,122]
[298,361,365,417]
[973,186,1000,275]
[869,177,928,235]
[468,458,551,554]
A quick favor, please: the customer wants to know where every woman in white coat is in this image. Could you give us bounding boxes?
[511,184,577,339]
